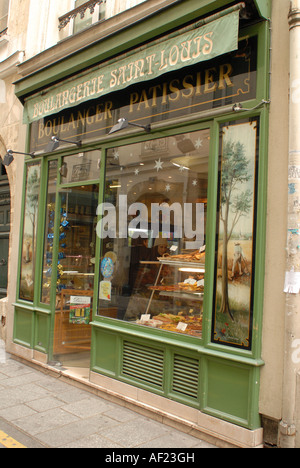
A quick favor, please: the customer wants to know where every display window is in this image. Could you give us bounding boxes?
[97,129,209,338]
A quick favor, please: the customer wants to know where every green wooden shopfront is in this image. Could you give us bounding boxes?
[12,0,271,436]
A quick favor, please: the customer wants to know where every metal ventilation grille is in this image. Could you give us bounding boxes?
[172,354,199,400]
[122,341,164,388]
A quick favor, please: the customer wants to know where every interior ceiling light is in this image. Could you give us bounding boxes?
[45,136,82,152]
[109,118,151,134]
[3,149,35,167]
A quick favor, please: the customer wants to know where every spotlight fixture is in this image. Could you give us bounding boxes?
[3,149,35,167]
[232,100,270,113]
[45,136,82,152]
[109,118,151,135]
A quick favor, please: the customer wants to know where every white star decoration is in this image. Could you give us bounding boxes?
[165,184,171,192]
[113,150,119,160]
[192,179,198,186]
[154,158,163,172]
[134,168,140,176]
[195,138,203,149]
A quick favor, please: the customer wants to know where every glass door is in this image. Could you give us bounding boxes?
[52,151,100,368]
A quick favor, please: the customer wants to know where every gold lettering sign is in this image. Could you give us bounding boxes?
[29,40,257,153]
[24,11,240,124]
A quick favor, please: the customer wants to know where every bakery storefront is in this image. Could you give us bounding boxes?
[12,1,270,445]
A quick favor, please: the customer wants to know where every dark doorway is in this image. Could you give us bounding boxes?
[0,161,10,298]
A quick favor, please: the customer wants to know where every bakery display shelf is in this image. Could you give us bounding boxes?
[157,257,205,269]
[140,258,205,320]
[158,290,204,300]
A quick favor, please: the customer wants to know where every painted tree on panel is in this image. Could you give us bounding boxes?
[219,139,252,320]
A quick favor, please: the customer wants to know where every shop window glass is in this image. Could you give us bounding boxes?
[52,184,99,356]
[41,160,58,304]
[97,130,209,339]
[19,162,41,301]
[212,118,259,350]
[60,151,101,184]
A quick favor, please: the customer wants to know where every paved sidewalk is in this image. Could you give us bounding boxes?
[0,354,217,449]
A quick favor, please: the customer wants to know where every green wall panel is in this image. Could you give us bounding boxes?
[34,312,51,354]
[90,324,261,427]
[204,358,251,426]
[91,327,118,377]
[14,307,33,348]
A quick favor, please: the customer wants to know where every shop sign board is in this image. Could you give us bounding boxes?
[24,10,240,125]
[30,37,257,153]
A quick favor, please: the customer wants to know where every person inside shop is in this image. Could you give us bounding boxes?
[149,237,169,260]
[124,236,170,321]
[129,238,151,292]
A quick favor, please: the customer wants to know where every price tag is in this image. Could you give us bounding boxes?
[177,322,187,331]
[140,314,151,322]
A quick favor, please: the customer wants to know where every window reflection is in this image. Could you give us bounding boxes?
[61,151,101,184]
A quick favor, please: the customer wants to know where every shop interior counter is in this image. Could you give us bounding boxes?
[131,252,205,338]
